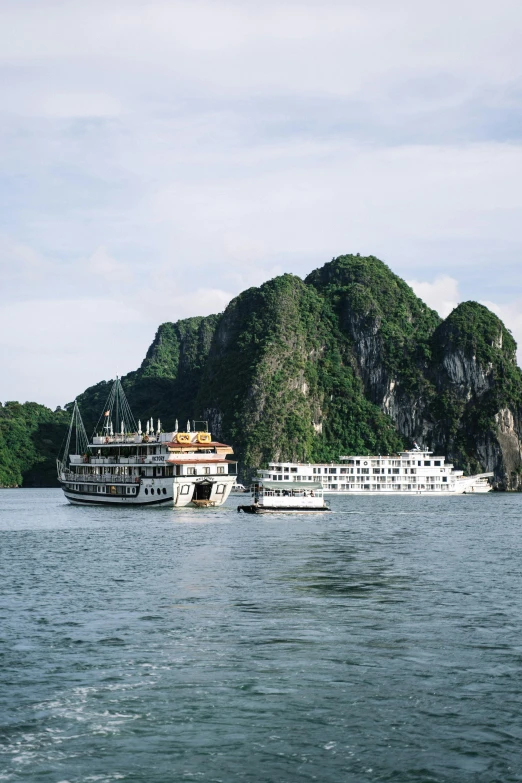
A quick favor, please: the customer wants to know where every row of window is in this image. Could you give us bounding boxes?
[324,484,450,491]
[67,484,137,495]
[185,466,226,475]
[73,465,226,478]
[269,471,444,482]
[269,466,450,481]
[271,459,444,473]
[329,476,448,484]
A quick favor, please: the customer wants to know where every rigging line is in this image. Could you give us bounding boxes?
[117,378,137,433]
[56,414,73,466]
[121,382,136,433]
[116,380,123,432]
[62,401,90,460]
[62,404,75,463]
[75,402,88,453]
[115,378,120,433]
[92,379,117,438]
[122,396,137,433]
[91,377,138,438]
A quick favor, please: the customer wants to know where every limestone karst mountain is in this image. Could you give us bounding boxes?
[2,254,521,488]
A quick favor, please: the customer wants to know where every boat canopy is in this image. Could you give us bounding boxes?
[255,481,323,490]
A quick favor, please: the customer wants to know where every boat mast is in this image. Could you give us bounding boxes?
[59,401,90,468]
[93,377,137,440]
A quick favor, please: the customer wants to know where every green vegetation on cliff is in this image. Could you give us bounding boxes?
[196,272,404,470]
[75,315,219,434]
[306,254,442,390]
[2,254,521,488]
[428,302,522,479]
[434,301,517,368]
[0,402,68,487]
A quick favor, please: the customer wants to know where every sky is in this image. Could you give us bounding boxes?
[1,0,521,408]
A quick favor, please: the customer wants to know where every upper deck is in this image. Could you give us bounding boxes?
[68,430,234,468]
[92,431,232,453]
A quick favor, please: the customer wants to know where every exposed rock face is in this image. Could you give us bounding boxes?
[494,409,522,489]
[440,350,490,397]
[426,302,522,489]
[74,255,522,489]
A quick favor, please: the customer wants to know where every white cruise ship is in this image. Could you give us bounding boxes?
[257,448,493,495]
[57,378,236,507]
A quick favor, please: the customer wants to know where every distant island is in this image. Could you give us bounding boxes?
[1,254,521,489]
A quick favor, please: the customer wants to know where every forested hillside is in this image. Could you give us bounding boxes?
[2,254,521,488]
[0,402,69,487]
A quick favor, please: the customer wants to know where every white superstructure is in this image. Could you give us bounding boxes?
[237,480,330,513]
[57,379,237,507]
[257,449,493,495]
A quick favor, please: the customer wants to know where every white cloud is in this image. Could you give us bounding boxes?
[35,91,121,119]
[2,88,121,119]
[0,236,47,281]
[85,247,132,284]
[0,0,520,101]
[407,275,460,318]
[138,286,234,324]
[407,277,522,365]
[1,0,522,403]
[0,299,149,406]
[146,142,522,271]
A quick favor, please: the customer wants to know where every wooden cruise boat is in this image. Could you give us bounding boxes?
[57,379,237,507]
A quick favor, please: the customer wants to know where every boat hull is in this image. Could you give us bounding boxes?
[238,504,331,514]
[321,490,489,496]
[63,490,173,506]
[320,485,491,495]
[60,475,235,507]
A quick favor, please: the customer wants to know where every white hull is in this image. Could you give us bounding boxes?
[323,480,492,495]
[61,475,235,507]
[322,489,487,496]
[63,491,173,506]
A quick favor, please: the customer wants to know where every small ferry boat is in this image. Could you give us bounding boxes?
[256,447,493,495]
[57,378,237,507]
[237,480,330,513]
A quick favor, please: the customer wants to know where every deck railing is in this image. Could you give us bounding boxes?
[62,472,140,485]
[70,456,149,465]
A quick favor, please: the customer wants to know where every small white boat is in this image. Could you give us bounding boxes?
[237,480,330,514]
[231,482,247,493]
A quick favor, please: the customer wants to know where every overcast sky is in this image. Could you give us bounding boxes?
[1,0,521,408]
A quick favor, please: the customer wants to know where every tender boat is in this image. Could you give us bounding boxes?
[231,481,247,493]
[237,480,330,514]
[57,378,237,507]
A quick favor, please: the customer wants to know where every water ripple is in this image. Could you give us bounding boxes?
[1,489,522,782]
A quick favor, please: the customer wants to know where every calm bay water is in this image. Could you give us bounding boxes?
[1,489,522,783]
